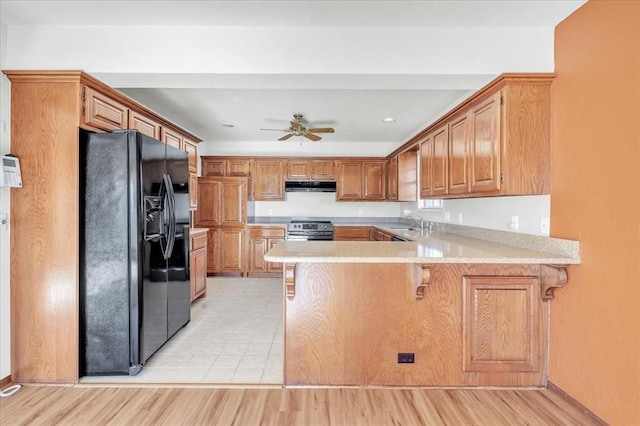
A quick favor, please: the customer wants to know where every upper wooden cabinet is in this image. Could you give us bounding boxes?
[336,159,386,201]
[413,74,554,199]
[363,160,386,200]
[161,127,183,151]
[387,156,398,201]
[184,140,198,173]
[197,177,247,227]
[82,86,128,131]
[310,160,335,180]
[336,161,363,200]
[129,110,161,139]
[250,159,285,201]
[397,150,417,201]
[201,157,250,177]
[285,159,336,181]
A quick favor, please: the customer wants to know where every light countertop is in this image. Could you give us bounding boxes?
[264,226,580,265]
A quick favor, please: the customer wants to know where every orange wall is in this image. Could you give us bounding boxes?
[550,1,640,424]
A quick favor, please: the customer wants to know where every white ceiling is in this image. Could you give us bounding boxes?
[0,1,586,154]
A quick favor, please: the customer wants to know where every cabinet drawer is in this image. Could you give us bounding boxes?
[249,226,286,238]
[191,233,207,250]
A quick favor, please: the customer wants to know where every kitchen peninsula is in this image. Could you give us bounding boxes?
[265,228,579,388]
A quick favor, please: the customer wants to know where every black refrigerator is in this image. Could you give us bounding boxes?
[80,129,191,376]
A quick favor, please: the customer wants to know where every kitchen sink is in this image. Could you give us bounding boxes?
[388,227,415,231]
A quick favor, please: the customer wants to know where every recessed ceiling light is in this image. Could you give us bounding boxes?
[222,123,235,128]
[382,117,395,123]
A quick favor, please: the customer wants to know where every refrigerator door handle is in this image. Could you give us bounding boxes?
[163,173,177,259]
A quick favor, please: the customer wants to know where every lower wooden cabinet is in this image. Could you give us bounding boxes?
[204,227,246,275]
[333,226,372,241]
[189,230,208,302]
[248,225,286,275]
[462,275,541,373]
[371,228,393,241]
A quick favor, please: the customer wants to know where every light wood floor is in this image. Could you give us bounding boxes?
[0,385,599,425]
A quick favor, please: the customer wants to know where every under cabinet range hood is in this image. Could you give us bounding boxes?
[285,181,336,192]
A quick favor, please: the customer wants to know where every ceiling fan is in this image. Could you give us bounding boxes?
[260,114,335,141]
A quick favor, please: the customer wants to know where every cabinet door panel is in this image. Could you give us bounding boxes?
[83,86,128,131]
[129,111,161,139]
[470,93,501,193]
[432,126,449,196]
[463,276,540,373]
[226,159,250,176]
[337,161,362,200]
[251,160,285,200]
[184,141,198,173]
[449,113,471,194]
[286,160,310,180]
[363,161,386,200]
[202,159,226,177]
[220,228,244,272]
[206,228,220,273]
[249,238,267,272]
[419,136,433,198]
[161,128,183,151]
[220,180,247,227]
[310,160,335,180]
[397,151,417,201]
[387,157,398,201]
[195,180,221,227]
[189,173,198,209]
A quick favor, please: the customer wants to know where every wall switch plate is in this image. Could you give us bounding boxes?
[444,212,451,222]
[398,353,415,363]
[457,213,463,224]
[540,217,550,234]
[509,215,519,231]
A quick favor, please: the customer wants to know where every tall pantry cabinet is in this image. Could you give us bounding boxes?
[195,177,248,275]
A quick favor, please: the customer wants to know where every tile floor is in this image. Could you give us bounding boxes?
[80,276,283,384]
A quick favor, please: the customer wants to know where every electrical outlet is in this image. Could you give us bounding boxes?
[358,209,364,216]
[267,208,273,216]
[540,217,550,235]
[397,353,415,364]
[444,212,451,222]
[457,213,463,224]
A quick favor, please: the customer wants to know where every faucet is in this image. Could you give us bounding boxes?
[405,215,425,230]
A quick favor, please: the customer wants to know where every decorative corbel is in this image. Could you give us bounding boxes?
[284,263,296,300]
[540,264,569,300]
[413,264,431,300]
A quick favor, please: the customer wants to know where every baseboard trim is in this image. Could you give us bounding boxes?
[0,375,12,388]
[547,381,608,425]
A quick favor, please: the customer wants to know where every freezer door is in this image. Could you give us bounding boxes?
[165,144,191,338]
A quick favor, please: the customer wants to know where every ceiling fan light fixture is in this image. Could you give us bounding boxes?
[382,117,395,123]
[222,123,235,128]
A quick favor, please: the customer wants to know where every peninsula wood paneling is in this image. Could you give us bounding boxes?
[285,262,545,387]
[9,80,81,383]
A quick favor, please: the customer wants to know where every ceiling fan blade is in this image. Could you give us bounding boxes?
[279,133,294,141]
[304,133,321,141]
[260,128,290,132]
[307,127,334,133]
[290,121,303,131]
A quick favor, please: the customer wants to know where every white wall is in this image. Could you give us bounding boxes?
[0,22,12,379]
[197,140,399,158]
[252,192,401,218]
[403,195,551,236]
